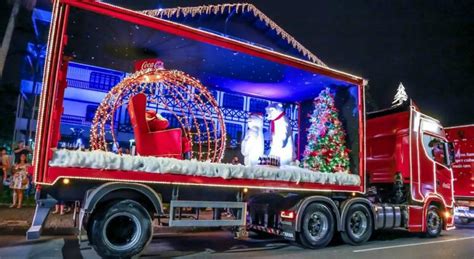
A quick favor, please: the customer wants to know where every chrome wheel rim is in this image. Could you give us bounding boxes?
[306,211,329,242]
[102,212,142,251]
[349,211,368,239]
[427,210,441,234]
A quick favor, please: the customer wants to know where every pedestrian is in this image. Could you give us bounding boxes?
[13,140,31,164]
[1,147,11,183]
[52,202,65,215]
[1,147,12,200]
[10,153,29,209]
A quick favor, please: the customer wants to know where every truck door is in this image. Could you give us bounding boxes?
[421,133,454,207]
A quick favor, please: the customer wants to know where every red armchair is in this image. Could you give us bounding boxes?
[128,93,191,159]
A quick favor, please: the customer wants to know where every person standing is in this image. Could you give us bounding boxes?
[0,147,11,182]
[1,147,11,199]
[14,140,31,164]
[10,153,29,208]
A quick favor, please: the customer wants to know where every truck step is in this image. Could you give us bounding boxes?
[169,200,246,227]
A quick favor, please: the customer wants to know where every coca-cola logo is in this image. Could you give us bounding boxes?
[134,59,164,71]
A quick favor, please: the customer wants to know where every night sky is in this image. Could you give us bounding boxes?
[136,0,473,126]
[36,0,474,126]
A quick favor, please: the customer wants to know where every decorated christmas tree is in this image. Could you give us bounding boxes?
[302,88,350,173]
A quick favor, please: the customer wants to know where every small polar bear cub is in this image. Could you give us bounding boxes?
[241,113,265,166]
[265,103,294,165]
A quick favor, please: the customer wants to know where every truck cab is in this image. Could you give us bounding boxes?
[366,101,455,231]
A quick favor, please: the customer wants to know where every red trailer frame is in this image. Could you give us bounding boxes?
[33,0,366,193]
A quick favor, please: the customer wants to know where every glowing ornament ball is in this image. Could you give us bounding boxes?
[90,68,226,162]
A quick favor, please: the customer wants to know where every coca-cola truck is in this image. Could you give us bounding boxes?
[27,1,455,258]
[446,125,474,224]
[249,102,456,247]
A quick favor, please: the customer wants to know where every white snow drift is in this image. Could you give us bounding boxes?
[49,149,360,186]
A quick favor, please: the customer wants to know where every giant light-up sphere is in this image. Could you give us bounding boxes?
[90,68,226,162]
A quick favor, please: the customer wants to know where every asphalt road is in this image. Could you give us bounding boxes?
[0,224,473,259]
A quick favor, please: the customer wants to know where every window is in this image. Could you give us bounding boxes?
[225,123,242,142]
[249,98,268,113]
[89,72,121,91]
[422,134,448,166]
[222,93,244,110]
[209,90,218,99]
[161,113,181,129]
[85,105,99,122]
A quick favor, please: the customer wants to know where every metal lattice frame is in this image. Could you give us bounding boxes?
[90,68,226,162]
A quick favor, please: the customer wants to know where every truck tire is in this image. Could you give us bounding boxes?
[341,203,373,245]
[89,199,153,258]
[296,203,335,249]
[424,205,442,238]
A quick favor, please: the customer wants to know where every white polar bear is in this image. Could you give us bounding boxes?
[241,113,264,166]
[266,103,294,165]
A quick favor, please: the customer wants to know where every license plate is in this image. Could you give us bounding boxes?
[281,231,294,239]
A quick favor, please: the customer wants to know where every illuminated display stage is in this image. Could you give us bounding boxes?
[32,2,365,191]
[61,4,362,167]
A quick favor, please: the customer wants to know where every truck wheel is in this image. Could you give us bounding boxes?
[341,203,373,245]
[424,206,442,238]
[296,203,334,249]
[89,200,153,258]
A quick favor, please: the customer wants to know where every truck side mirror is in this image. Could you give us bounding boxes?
[447,142,455,166]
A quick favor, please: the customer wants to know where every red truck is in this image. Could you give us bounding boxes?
[446,125,474,224]
[27,1,455,258]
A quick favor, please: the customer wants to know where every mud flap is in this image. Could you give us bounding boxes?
[26,195,57,240]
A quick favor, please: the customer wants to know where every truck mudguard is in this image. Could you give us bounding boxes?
[82,182,164,215]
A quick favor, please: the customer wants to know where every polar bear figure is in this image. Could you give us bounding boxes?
[241,113,264,166]
[265,103,294,165]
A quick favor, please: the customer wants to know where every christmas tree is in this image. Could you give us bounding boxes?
[302,88,350,173]
[391,82,408,107]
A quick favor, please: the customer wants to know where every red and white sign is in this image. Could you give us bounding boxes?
[134,59,164,72]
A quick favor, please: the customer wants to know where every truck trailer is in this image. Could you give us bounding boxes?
[446,125,474,224]
[27,1,455,258]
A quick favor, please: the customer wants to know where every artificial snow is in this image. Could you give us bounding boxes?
[49,149,360,186]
